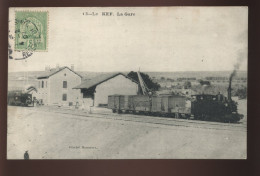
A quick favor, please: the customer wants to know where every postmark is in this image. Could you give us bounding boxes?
[15,11,48,52]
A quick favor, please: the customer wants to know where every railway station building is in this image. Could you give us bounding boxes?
[36,66,82,106]
[73,73,139,107]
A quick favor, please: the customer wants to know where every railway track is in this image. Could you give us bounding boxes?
[30,106,247,132]
[94,112,246,132]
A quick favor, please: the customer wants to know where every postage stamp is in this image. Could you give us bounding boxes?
[15,11,48,51]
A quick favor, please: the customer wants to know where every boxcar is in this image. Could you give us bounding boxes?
[151,95,190,117]
[168,95,191,116]
[151,96,160,113]
[108,95,132,113]
[132,95,151,113]
[108,95,117,112]
[108,94,191,117]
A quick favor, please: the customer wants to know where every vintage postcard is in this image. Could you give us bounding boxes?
[8,7,248,159]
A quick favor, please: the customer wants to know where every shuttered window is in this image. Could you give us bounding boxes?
[63,81,67,88]
[62,94,67,101]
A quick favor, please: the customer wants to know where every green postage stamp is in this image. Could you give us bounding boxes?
[15,11,48,51]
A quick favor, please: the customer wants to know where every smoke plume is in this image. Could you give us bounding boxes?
[229,51,247,81]
[227,51,246,100]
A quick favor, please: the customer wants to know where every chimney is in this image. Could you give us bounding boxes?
[45,65,50,71]
[71,64,74,71]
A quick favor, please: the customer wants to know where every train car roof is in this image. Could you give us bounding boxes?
[154,94,186,98]
[191,94,216,97]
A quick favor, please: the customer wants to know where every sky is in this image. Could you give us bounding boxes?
[9,7,248,72]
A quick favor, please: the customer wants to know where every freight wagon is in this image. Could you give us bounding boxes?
[108,95,132,113]
[108,94,191,118]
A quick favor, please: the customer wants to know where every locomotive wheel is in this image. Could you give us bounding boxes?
[165,113,171,118]
[161,113,167,117]
[143,111,149,116]
[150,112,156,116]
[184,114,190,119]
[155,112,160,117]
[170,113,175,118]
[139,111,144,115]
[193,114,198,120]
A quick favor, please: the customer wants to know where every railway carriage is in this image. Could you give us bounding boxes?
[7,91,32,106]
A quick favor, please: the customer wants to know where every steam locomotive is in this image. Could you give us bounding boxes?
[7,91,33,106]
[191,93,242,122]
[107,93,242,123]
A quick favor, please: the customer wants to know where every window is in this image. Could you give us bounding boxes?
[63,81,67,88]
[62,94,67,101]
[42,81,44,88]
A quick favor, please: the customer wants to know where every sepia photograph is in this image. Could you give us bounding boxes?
[7,7,247,159]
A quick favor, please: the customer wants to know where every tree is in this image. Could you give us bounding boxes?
[183,81,192,89]
[127,71,160,91]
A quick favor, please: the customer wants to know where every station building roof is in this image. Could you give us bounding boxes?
[37,66,82,79]
[73,72,138,89]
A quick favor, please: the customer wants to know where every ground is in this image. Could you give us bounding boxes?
[7,99,247,159]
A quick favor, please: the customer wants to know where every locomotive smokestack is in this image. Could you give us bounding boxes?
[228,63,239,101]
[227,72,234,101]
